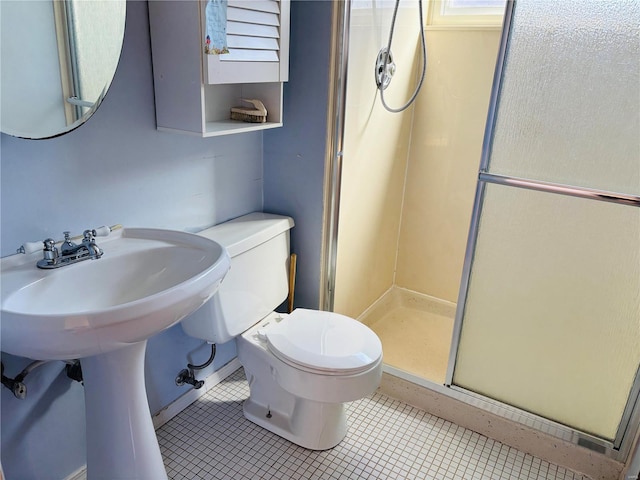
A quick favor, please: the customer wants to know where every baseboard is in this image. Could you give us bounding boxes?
[66,466,86,480]
[151,357,242,429]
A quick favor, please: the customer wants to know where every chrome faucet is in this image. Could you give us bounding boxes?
[18,229,104,269]
[60,231,100,257]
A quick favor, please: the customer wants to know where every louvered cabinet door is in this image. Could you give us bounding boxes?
[203,0,290,84]
[148,0,289,136]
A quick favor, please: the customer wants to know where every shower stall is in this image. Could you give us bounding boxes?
[323,0,640,466]
[324,0,504,384]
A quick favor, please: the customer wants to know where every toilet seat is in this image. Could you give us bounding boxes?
[264,309,382,375]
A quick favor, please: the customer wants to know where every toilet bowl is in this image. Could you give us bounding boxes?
[180,212,383,449]
[239,309,382,449]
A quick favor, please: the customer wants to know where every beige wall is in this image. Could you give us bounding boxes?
[335,5,502,316]
[333,5,420,318]
[395,28,501,303]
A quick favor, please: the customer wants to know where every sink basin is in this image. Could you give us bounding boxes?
[1,228,230,360]
[0,227,230,480]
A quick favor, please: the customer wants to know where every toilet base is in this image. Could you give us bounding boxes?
[242,369,348,450]
[236,311,382,451]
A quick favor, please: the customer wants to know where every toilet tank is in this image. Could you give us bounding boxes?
[180,212,295,344]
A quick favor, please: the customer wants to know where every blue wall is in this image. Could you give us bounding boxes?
[1,0,335,477]
[264,0,334,310]
[0,2,261,478]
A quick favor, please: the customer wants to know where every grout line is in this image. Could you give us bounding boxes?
[153,367,592,480]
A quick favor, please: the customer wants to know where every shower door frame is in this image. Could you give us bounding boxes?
[445,0,640,461]
[320,0,351,313]
[444,0,640,462]
[321,0,640,464]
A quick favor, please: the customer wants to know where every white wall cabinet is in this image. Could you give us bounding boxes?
[148,0,290,137]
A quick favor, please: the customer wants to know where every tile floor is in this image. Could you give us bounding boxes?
[156,368,590,480]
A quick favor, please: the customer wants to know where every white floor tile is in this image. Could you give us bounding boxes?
[156,368,591,480]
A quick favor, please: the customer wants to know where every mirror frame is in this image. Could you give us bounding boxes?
[0,0,126,140]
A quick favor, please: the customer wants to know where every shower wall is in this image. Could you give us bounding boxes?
[333,2,419,319]
[334,2,502,318]
[396,29,501,303]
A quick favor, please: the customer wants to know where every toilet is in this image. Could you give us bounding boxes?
[181,212,383,450]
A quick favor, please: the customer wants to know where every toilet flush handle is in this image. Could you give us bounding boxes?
[256,329,268,342]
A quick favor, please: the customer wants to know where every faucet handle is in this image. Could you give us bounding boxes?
[93,226,112,237]
[42,239,59,262]
[17,238,58,255]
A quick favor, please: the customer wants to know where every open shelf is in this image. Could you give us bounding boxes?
[203,120,283,137]
[148,1,289,138]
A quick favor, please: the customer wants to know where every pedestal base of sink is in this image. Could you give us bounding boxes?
[81,341,167,480]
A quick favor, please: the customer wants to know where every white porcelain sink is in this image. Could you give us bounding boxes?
[0,227,230,479]
[1,228,230,360]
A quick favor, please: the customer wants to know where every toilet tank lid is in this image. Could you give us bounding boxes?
[197,212,294,257]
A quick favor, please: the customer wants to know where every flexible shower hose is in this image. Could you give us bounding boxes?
[379,0,427,113]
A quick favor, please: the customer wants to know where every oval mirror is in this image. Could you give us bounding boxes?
[1,0,126,139]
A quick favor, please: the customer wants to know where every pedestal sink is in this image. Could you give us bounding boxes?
[1,228,231,479]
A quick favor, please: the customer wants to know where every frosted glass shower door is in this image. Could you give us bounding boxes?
[450,0,640,448]
[454,186,640,441]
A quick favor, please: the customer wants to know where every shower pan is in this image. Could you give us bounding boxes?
[322,0,640,467]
